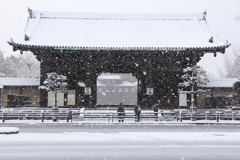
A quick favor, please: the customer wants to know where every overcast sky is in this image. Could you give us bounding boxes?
[0,0,240,78]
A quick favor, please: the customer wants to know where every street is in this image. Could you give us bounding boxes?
[1,124,240,160]
[1,123,240,133]
[1,141,240,160]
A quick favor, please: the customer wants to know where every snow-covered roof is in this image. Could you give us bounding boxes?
[98,74,121,80]
[9,9,229,51]
[97,80,136,86]
[0,78,40,86]
[199,78,239,88]
[117,81,137,86]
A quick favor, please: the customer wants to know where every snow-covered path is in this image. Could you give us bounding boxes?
[1,132,240,160]
[1,131,240,141]
[1,124,240,160]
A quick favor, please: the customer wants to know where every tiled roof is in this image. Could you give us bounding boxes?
[199,78,239,88]
[10,9,229,51]
[0,78,40,86]
[98,74,121,79]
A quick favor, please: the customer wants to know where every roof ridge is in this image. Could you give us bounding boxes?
[29,9,205,20]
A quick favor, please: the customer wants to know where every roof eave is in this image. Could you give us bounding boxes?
[8,42,230,53]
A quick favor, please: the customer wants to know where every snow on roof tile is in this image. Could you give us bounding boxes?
[98,74,121,79]
[0,78,40,86]
[199,78,239,88]
[11,9,228,50]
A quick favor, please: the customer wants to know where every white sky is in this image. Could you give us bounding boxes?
[0,0,240,78]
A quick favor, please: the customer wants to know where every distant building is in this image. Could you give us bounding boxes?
[198,78,240,108]
[97,74,137,106]
[0,78,40,108]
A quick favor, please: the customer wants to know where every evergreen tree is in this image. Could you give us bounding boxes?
[39,72,68,109]
[179,65,209,112]
[40,72,68,92]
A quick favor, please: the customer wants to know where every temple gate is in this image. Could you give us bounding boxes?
[8,9,230,108]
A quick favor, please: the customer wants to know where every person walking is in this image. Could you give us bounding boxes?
[134,104,141,122]
[152,103,159,121]
[117,103,125,122]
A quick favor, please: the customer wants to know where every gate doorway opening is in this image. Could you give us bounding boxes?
[97,73,137,107]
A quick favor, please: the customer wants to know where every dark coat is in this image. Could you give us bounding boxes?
[117,105,125,116]
[134,106,141,114]
[152,105,158,112]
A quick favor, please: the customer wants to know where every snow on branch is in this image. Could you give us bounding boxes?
[39,72,68,93]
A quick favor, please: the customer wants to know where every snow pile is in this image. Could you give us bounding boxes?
[0,127,19,134]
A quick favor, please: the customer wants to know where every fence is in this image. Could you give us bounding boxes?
[1,109,240,123]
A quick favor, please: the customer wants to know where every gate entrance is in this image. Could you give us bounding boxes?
[97,73,137,106]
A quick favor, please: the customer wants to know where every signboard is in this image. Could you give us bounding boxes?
[48,91,55,107]
[179,93,187,106]
[85,87,91,95]
[67,90,75,105]
[146,87,153,95]
[48,91,64,106]
[57,92,64,106]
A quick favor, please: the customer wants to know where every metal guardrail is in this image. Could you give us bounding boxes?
[1,110,240,123]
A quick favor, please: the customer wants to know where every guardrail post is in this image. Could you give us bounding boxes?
[67,111,72,123]
[205,111,209,120]
[2,111,5,123]
[216,111,219,122]
[67,111,69,122]
[232,112,235,121]
[41,111,45,122]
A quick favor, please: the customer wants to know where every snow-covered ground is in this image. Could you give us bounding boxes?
[1,131,240,142]
[1,129,240,160]
[1,123,240,160]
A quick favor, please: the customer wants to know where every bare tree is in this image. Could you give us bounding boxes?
[0,50,5,75]
[18,51,40,78]
[0,51,40,78]
[4,55,19,77]
[219,46,240,78]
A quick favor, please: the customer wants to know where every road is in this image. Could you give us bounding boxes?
[1,141,240,160]
[0,124,240,160]
[1,123,240,133]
